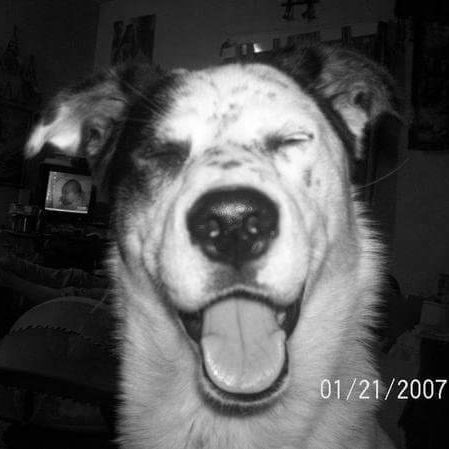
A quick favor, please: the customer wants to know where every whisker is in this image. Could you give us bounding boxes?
[88,291,112,314]
[359,157,409,189]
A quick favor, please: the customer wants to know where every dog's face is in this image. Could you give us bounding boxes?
[117,64,352,404]
[27,47,397,413]
[131,64,352,306]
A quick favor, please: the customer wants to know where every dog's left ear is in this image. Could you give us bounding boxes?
[25,64,165,172]
[275,45,400,158]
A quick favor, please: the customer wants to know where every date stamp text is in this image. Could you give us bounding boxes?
[320,378,447,401]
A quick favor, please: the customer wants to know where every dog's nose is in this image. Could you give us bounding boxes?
[187,188,279,266]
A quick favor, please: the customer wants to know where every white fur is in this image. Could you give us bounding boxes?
[115,65,395,448]
[26,105,81,157]
[26,61,395,449]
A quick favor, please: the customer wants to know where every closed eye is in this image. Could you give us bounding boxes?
[282,133,314,145]
[265,132,314,152]
[135,140,190,168]
[150,140,190,158]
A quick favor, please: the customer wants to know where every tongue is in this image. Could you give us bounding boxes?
[201,298,286,394]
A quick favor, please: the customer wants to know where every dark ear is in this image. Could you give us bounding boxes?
[274,45,400,159]
[26,64,165,171]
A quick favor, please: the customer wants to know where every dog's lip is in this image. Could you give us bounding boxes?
[178,288,302,343]
[201,352,289,410]
[178,309,203,342]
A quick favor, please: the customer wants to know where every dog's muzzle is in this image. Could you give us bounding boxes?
[181,188,299,404]
[187,187,279,268]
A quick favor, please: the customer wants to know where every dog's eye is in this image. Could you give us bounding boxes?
[152,141,188,156]
[280,132,314,147]
[283,133,313,145]
[146,141,189,167]
[265,132,313,152]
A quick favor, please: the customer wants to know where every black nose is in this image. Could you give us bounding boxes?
[187,188,279,266]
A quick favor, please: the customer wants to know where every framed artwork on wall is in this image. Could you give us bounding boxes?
[110,14,156,65]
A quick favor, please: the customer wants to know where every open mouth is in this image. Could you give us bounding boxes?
[178,289,301,407]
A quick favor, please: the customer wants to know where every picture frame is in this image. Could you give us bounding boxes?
[0,100,34,186]
[110,14,156,65]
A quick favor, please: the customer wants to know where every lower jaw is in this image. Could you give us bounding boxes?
[178,290,303,412]
[199,352,289,414]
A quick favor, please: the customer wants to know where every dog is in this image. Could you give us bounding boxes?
[26,45,398,449]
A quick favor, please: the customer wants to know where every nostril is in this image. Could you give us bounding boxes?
[246,215,262,235]
[206,218,221,239]
[187,188,279,266]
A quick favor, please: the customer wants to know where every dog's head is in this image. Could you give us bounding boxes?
[26,46,397,411]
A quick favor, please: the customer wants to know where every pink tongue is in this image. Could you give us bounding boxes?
[201,299,286,394]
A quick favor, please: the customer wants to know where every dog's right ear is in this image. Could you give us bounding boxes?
[272,45,401,160]
[26,64,164,171]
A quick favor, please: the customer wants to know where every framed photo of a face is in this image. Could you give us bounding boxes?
[0,101,34,186]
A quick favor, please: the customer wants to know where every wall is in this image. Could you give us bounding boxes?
[0,0,99,97]
[393,150,449,296]
[95,0,394,69]
[389,40,449,297]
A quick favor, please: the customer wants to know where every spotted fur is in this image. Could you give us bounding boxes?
[26,45,397,449]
